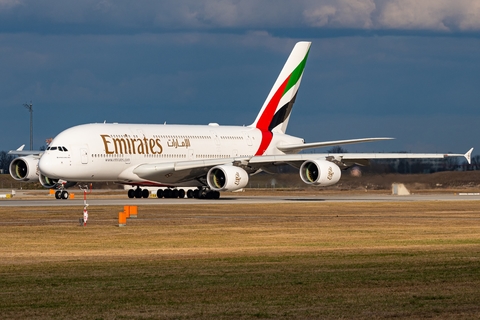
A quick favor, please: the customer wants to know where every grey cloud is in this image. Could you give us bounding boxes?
[1,0,480,35]
[377,0,480,31]
[303,0,375,28]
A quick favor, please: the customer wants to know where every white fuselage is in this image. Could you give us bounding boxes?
[38,123,302,186]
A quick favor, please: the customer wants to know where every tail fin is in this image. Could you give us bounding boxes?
[250,41,311,134]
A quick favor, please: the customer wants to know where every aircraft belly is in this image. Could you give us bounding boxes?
[134,165,209,185]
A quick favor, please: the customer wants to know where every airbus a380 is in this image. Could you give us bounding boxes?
[9,41,473,200]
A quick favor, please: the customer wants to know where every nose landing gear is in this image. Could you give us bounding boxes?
[54,189,69,200]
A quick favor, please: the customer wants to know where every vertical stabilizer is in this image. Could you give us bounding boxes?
[250,41,311,155]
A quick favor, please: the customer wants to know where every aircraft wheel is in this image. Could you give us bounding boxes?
[61,191,69,199]
[142,189,150,198]
[55,190,62,199]
[187,189,194,198]
[134,188,142,198]
[172,189,179,198]
[213,191,220,199]
[156,189,163,199]
[205,191,213,199]
[164,189,172,198]
[178,189,186,199]
[193,189,200,199]
[128,189,135,198]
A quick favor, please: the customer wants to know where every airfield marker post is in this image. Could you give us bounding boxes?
[118,212,127,227]
[78,184,92,227]
[129,206,138,218]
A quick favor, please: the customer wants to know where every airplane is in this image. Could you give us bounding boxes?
[9,41,473,200]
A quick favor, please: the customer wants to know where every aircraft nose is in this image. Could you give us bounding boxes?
[38,153,60,178]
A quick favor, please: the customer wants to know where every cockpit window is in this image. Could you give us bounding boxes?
[47,146,68,151]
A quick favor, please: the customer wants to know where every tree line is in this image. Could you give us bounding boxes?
[0,151,14,174]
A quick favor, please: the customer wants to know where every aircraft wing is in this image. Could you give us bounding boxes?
[248,148,474,167]
[277,137,394,153]
[8,144,43,156]
[130,148,473,185]
[131,158,250,184]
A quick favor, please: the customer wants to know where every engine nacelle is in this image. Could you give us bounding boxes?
[9,156,39,181]
[207,165,249,192]
[39,174,77,189]
[300,160,341,186]
[39,174,60,188]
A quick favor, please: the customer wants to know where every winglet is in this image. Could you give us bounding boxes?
[464,148,473,165]
[16,144,25,151]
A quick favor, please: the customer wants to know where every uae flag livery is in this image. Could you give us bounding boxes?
[251,42,311,155]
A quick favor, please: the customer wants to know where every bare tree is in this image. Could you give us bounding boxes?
[0,151,14,174]
[471,155,480,170]
[327,146,348,153]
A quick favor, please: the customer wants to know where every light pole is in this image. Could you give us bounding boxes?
[23,102,33,151]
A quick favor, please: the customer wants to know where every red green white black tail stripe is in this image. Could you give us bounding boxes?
[250,41,311,155]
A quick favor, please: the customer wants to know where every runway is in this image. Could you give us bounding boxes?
[1,192,480,207]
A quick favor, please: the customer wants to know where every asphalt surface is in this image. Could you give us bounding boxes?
[1,190,479,207]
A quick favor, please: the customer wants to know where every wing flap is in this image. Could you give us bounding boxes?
[276,137,394,153]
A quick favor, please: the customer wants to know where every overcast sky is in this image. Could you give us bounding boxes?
[1,0,479,156]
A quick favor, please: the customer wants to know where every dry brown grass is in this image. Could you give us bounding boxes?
[1,201,480,319]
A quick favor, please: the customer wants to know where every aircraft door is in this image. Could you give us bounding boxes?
[242,132,253,146]
[210,131,220,146]
[80,148,88,164]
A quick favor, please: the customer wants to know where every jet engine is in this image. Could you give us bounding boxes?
[9,156,39,181]
[39,174,60,188]
[207,165,249,192]
[39,174,77,189]
[299,160,341,186]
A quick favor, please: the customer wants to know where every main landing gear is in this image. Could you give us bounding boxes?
[127,187,220,200]
[127,187,150,199]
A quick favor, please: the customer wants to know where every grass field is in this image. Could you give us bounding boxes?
[1,201,480,319]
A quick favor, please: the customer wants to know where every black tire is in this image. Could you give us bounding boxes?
[172,189,179,198]
[213,191,220,199]
[55,190,61,199]
[205,191,213,199]
[193,189,200,199]
[128,189,135,198]
[61,191,69,200]
[134,188,142,198]
[164,189,172,198]
[142,189,150,198]
[156,189,163,199]
[187,189,194,198]
[178,189,186,199]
